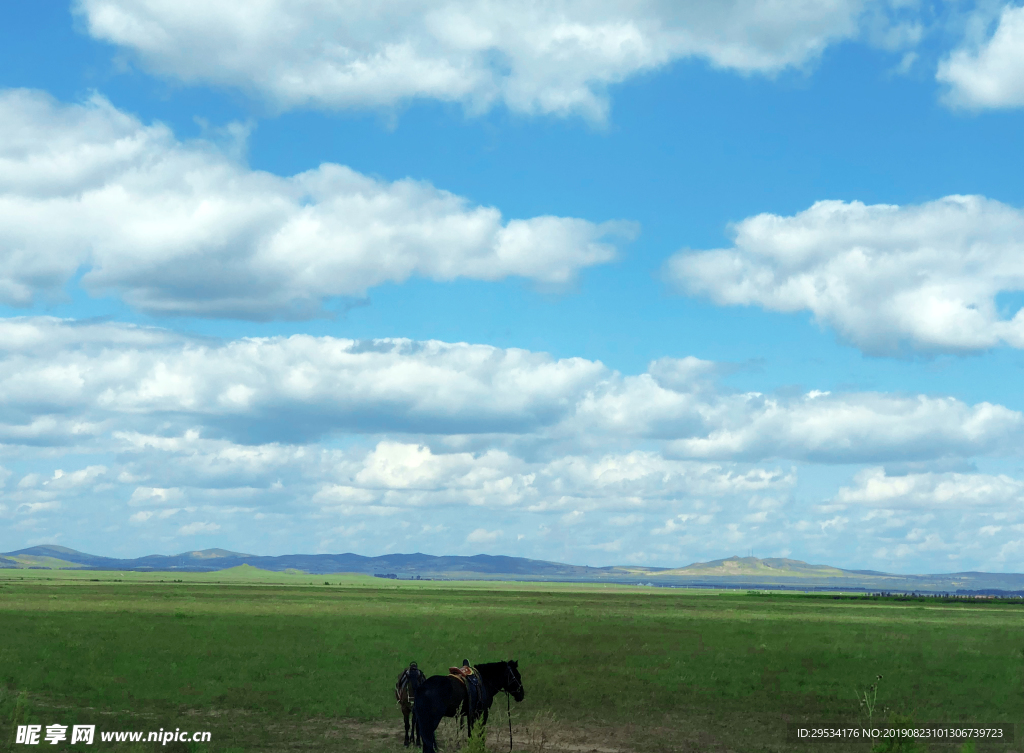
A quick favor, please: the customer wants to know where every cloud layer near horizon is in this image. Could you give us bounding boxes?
[0,89,628,319]
[75,0,918,120]
[2,317,1021,570]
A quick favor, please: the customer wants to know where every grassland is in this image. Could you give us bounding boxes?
[1,568,1021,752]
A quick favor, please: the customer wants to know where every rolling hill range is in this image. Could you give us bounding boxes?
[2,546,1023,594]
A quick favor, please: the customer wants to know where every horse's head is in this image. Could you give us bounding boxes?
[505,660,525,702]
[407,662,423,695]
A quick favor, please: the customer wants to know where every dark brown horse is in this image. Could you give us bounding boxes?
[414,661,524,753]
[395,662,426,747]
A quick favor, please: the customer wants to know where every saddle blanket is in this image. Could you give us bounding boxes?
[449,666,474,678]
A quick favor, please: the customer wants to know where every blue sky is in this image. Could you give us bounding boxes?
[1,0,1022,572]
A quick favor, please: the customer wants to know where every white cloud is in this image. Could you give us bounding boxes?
[836,467,1024,509]
[114,430,314,489]
[664,392,1021,463]
[0,89,628,318]
[569,366,1021,462]
[1,318,1020,465]
[178,521,220,535]
[937,3,1024,109]
[355,441,521,491]
[0,318,607,441]
[466,528,502,543]
[665,195,1024,355]
[44,466,107,490]
[5,423,1019,573]
[312,442,792,515]
[533,452,792,503]
[129,486,184,507]
[73,0,898,120]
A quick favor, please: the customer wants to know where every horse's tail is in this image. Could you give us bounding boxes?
[415,706,434,753]
[413,688,433,753]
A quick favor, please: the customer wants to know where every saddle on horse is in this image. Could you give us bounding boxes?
[448,662,487,721]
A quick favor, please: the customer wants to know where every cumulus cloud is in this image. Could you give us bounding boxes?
[114,430,315,490]
[836,467,1024,508]
[937,3,1024,109]
[665,195,1024,355]
[72,0,907,120]
[568,366,1022,462]
[355,441,522,491]
[2,462,111,524]
[466,528,503,543]
[0,423,796,528]
[0,318,607,442]
[663,392,1021,463]
[1,318,1020,464]
[0,89,628,318]
[313,442,792,516]
[44,466,107,490]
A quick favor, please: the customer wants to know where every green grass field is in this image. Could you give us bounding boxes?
[1,569,1021,752]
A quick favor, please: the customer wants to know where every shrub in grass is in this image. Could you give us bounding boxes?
[855,677,925,753]
[464,724,487,753]
[856,674,888,723]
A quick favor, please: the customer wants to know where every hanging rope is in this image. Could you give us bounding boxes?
[506,689,513,751]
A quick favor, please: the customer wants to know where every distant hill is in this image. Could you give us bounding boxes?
[2,546,1023,594]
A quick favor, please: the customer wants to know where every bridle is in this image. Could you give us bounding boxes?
[503,663,524,698]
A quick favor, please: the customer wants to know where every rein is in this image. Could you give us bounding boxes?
[502,662,523,752]
[507,689,512,752]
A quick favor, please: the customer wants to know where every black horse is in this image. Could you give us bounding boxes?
[414,660,525,753]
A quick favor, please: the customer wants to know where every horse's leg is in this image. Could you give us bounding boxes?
[466,697,475,739]
[412,708,420,748]
[468,686,479,739]
[403,706,410,746]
